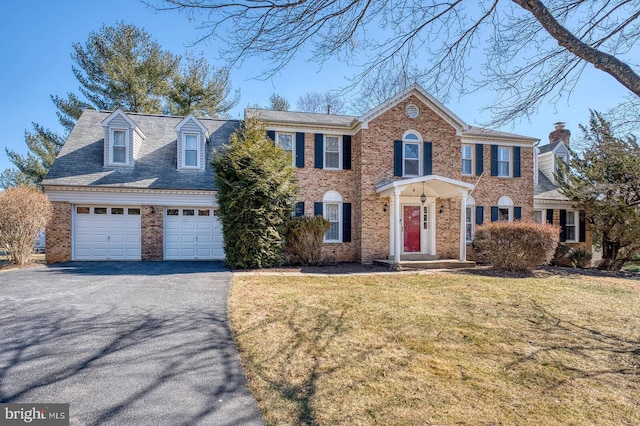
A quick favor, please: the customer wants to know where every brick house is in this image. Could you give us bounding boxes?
[533,122,591,253]
[44,84,545,264]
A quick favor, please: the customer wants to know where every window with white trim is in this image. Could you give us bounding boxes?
[462,145,473,175]
[111,129,128,164]
[497,146,510,177]
[465,196,475,242]
[323,191,342,242]
[183,133,199,168]
[403,132,422,177]
[498,195,513,222]
[324,135,341,169]
[533,210,543,224]
[276,132,294,164]
[566,210,577,241]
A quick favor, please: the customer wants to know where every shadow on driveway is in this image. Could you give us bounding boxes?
[0,262,263,426]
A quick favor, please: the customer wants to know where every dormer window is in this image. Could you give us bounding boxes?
[183,133,200,168]
[111,129,128,164]
[175,114,208,171]
[101,109,145,168]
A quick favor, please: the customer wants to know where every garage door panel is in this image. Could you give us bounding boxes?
[74,206,141,260]
[165,208,224,260]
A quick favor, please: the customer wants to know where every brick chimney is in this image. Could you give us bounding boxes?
[549,121,570,145]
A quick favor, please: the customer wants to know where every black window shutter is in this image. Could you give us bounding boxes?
[546,209,554,224]
[579,210,586,242]
[514,146,521,177]
[294,202,305,217]
[343,135,352,170]
[490,145,498,176]
[475,144,483,176]
[393,140,402,176]
[314,202,323,216]
[424,142,433,175]
[514,206,522,220]
[476,206,484,225]
[266,130,275,142]
[491,206,499,222]
[559,209,567,242]
[314,134,324,168]
[342,203,351,242]
[295,132,305,168]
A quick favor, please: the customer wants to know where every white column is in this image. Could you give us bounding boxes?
[430,201,436,256]
[388,195,394,258]
[393,186,403,264]
[459,192,467,261]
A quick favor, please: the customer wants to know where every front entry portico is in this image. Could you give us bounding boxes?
[377,175,474,264]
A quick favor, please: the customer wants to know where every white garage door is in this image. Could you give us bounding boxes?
[74,206,141,260]
[164,208,224,260]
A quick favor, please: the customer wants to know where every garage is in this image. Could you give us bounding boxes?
[74,206,141,260]
[164,208,224,260]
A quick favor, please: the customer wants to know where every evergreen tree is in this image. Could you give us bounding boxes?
[557,111,640,270]
[52,22,180,131]
[268,93,289,111]
[212,118,297,268]
[1,124,64,189]
[168,54,240,118]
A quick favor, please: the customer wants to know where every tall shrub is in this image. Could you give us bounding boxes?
[473,221,560,271]
[212,118,297,269]
[0,186,52,265]
[283,216,330,265]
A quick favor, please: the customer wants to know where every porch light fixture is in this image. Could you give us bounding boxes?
[420,182,426,204]
[383,202,389,213]
[439,204,445,214]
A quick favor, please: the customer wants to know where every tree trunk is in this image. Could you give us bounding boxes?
[598,234,624,270]
[513,0,640,97]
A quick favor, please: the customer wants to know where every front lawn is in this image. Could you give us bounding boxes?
[230,271,640,425]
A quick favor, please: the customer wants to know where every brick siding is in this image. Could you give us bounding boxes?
[45,202,71,263]
[141,205,163,260]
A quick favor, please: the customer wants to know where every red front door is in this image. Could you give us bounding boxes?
[403,205,421,253]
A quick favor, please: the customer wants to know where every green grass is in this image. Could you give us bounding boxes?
[230,271,640,426]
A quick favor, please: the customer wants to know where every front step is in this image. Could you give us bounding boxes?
[374,258,476,270]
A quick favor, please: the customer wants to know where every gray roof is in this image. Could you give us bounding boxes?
[43,110,240,191]
[463,126,539,142]
[245,108,357,128]
[534,170,568,200]
[538,141,561,154]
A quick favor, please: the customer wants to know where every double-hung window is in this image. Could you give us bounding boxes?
[324,203,341,242]
[566,210,577,241]
[277,132,293,157]
[462,145,473,175]
[403,143,420,176]
[111,129,127,164]
[497,146,510,177]
[183,133,199,167]
[324,135,341,169]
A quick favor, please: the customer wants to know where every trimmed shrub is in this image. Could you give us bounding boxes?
[472,221,560,271]
[552,243,573,267]
[283,216,330,265]
[0,186,52,265]
[568,248,592,268]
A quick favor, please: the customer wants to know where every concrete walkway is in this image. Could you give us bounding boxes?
[0,261,264,426]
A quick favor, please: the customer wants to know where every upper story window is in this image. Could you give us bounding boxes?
[497,146,511,177]
[462,145,473,175]
[276,132,295,165]
[324,135,342,170]
[403,131,422,177]
[111,129,128,164]
[183,133,199,167]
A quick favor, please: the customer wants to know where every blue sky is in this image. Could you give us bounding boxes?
[0,0,632,173]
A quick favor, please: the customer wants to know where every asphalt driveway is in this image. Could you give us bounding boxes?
[0,262,264,425]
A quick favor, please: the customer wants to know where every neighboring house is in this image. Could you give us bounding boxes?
[533,122,591,252]
[43,84,540,264]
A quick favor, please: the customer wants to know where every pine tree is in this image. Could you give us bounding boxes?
[212,118,297,268]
